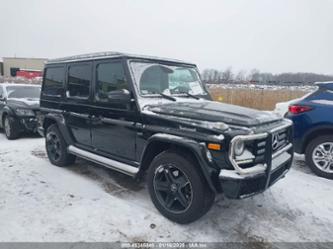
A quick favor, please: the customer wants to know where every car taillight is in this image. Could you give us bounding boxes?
[288,105,312,114]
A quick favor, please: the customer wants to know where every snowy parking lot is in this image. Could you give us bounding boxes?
[0,133,333,243]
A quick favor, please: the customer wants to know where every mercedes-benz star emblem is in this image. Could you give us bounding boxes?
[272,134,279,150]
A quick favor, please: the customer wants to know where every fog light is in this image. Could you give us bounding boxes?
[206,150,213,162]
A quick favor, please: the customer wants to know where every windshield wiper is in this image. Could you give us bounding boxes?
[152,91,176,101]
[179,92,200,100]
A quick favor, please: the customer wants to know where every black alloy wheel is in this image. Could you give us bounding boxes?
[46,130,62,162]
[153,164,193,213]
[147,150,215,224]
[45,124,76,167]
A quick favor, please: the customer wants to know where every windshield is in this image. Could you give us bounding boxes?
[130,61,207,96]
[6,86,41,99]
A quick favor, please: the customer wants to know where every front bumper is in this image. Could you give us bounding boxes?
[219,121,293,199]
[18,117,38,133]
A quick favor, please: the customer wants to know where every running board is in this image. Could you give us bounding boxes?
[68,145,139,176]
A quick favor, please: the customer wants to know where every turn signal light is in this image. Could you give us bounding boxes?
[288,105,312,114]
[208,143,221,151]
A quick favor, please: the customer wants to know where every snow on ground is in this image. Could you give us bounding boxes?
[0,133,333,242]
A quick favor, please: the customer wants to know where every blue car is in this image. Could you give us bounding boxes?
[287,81,333,179]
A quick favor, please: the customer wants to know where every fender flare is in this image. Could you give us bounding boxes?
[139,133,218,193]
[43,113,74,145]
[301,124,333,152]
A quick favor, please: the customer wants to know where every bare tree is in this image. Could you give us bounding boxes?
[235,70,246,83]
[221,67,233,83]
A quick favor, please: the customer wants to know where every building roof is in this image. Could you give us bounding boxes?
[2,57,47,61]
[0,83,41,87]
[47,51,194,65]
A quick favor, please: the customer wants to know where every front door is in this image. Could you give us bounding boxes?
[64,62,93,148]
[90,59,138,162]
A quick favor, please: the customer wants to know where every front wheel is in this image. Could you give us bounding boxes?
[4,115,20,140]
[305,135,333,179]
[147,150,215,224]
[45,124,76,167]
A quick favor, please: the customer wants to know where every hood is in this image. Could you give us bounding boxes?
[147,100,282,127]
[6,98,40,109]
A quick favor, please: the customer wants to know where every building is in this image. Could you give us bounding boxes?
[0,58,3,76]
[2,57,47,77]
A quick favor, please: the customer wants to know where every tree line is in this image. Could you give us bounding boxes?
[201,68,333,85]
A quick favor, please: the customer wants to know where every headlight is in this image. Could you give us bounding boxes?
[234,139,245,156]
[15,108,35,116]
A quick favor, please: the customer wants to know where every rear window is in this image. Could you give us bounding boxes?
[6,86,41,99]
[67,64,91,99]
[43,67,65,96]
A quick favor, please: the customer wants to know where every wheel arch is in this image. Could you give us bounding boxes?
[138,133,219,193]
[302,125,333,153]
[43,113,74,145]
[1,107,15,126]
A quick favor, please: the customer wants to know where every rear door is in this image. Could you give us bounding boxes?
[64,62,93,148]
[90,59,138,162]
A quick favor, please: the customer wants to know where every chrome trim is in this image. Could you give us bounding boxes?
[220,151,292,180]
[229,133,268,175]
[68,146,138,176]
[272,143,293,159]
[228,121,293,175]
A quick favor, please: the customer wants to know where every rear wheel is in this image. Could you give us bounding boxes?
[45,124,76,167]
[305,135,333,179]
[4,115,20,140]
[147,150,215,224]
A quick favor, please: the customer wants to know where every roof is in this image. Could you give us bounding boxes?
[47,51,195,65]
[315,81,333,90]
[315,81,333,85]
[2,57,47,61]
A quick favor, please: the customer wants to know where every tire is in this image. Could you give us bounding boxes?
[305,135,333,179]
[45,124,76,167]
[3,115,20,140]
[147,150,215,224]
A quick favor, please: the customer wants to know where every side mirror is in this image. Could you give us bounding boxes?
[107,89,132,102]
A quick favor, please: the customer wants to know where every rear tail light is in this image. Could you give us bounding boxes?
[288,105,312,114]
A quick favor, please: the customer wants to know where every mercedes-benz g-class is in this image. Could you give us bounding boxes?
[39,52,293,223]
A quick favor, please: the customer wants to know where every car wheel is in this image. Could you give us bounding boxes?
[147,150,215,224]
[305,135,333,179]
[45,124,76,167]
[3,115,20,140]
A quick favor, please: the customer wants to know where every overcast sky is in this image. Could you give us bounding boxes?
[1,0,332,74]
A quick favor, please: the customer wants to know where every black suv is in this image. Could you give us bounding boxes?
[0,83,41,139]
[39,52,293,223]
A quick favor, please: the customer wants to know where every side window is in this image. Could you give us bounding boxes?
[43,67,65,96]
[67,64,91,98]
[0,87,3,99]
[95,62,128,102]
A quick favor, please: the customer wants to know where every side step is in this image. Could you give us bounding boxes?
[68,145,139,176]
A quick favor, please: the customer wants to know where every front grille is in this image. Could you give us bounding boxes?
[271,128,289,153]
